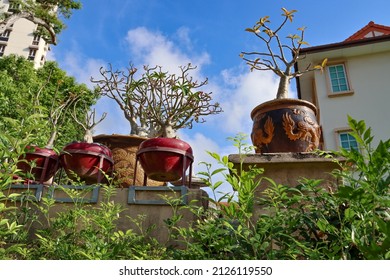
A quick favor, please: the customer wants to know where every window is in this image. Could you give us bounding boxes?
[32,34,41,45]
[8,2,21,13]
[0,30,11,41]
[0,45,5,56]
[328,64,350,93]
[338,132,359,151]
[28,49,37,60]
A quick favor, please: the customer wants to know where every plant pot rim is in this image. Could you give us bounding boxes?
[93,134,149,145]
[138,137,193,159]
[23,146,58,158]
[250,98,317,120]
[63,140,110,147]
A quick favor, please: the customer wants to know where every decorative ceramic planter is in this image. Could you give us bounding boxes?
[17,146,59,184]
[93,134,163,187]
[251,98,321,153]
[60,142,114,184]
[136,138,194,183]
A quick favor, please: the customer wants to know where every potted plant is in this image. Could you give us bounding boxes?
[91,63,222,185]
[240,8,327,153]
[17,96,76,184]
[60,106,114,185]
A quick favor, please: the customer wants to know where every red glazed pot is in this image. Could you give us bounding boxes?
[60,142,114,184]
[17,146,59,184]
[137,138,194,182]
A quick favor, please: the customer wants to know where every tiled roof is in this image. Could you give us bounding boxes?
[344,21,390,41]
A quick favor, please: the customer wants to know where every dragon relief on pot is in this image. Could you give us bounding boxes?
[282,108,321,152]
[251,114,275,151]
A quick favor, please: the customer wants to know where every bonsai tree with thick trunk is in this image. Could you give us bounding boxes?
[240,8,327,153]
[91,63,222,139]
[60,106,113,184]
[240,8,326,99]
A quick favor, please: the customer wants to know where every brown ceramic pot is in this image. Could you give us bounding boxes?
[251,98,321,153]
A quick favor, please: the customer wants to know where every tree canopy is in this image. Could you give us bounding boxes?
[0,0,82,45]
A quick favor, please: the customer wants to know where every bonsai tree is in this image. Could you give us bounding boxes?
[16,83,80,183]
[60,106,113,184]
[240,8,327,99]
[70,104,107,144]
[0,57,99,149]
[91,63,222,138]
[33,69,80,149]
[43,95,77,149]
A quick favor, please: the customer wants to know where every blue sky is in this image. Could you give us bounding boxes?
[50,0,390,197]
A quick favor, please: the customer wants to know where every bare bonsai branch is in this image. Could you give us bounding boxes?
[240,8,326,99]
[91,63,222,138]
[71,101,107,143]
[45,91,79,148]
[31,69,78,148]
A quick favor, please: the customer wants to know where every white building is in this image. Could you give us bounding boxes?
[296,21,390,151]
[0,0,50,68]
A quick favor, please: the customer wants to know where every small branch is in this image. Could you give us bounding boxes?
[70,101,107,143]
[241,8,325,99]
[0,11,57,45]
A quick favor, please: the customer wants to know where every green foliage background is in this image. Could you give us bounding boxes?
[0,55,99,149]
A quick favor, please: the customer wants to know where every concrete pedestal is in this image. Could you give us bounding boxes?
[228,152,344,218]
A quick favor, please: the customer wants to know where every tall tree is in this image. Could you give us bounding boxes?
[0,0,82,45]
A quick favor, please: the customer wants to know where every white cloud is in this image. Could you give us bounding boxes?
[216,68,279,135]
[63,53,106,87]
[125,27,210,74]
[92,97,130,136]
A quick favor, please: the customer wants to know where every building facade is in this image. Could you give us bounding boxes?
[0,0,49,68]
[296,21,390,151]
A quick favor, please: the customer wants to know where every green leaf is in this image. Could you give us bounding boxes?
[211,168,226,176]
[344,208,355,220]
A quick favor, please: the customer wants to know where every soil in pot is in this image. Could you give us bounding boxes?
[251,98,321,153]
[60,142,114,185]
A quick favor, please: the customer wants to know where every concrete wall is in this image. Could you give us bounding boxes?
[228,152,344,220]
[7,184,209,245]
[315,51,390,150]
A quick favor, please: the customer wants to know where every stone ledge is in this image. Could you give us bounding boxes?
[6,184,209,244]
[228,152,345,164]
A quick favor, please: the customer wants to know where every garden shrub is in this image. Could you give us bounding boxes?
[167,118,389,259]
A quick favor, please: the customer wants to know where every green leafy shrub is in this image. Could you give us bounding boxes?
[168,118,389,259]
[0,113,49,259]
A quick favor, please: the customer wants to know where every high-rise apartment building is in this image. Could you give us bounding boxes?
[0,0,50,68]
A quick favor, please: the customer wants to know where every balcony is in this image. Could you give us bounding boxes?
[29,43,39,49]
